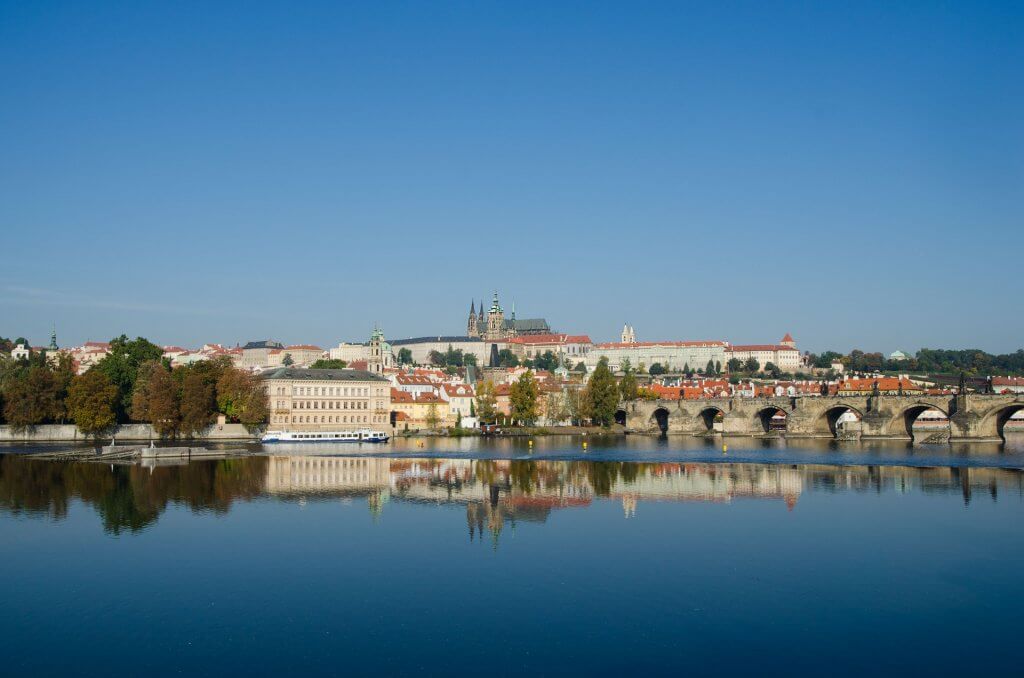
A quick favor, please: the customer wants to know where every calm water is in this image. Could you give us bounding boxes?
[3,437,1024,675]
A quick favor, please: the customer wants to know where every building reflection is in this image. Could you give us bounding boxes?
[1,453,1023,536]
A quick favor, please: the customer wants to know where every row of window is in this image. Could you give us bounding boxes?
[271,385,383,397]
[293,400,372,410]
[269,414,386,424]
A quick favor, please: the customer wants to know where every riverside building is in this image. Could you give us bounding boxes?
[263,367,391,431]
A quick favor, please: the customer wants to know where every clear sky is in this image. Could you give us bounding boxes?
[1,1,1021,354]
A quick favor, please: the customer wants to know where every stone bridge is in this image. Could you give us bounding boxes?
[617,394,1024,442]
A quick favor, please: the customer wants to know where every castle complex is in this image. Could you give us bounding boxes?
[466,292,551,341]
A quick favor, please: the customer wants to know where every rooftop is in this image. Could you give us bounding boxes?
[262,367,388,382]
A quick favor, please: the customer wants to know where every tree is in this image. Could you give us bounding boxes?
[179,371,215,437]
[682,363,691,376]
[310,358,347,369]
[66,370,118,437]
[463,353,478,367]
[765,361,781,378]
[619,366,639,401]
[425,402,440,429]
[144,364,180,438]
[532,350,559,372]
[706,359,716,376]
[715,360,722,376]
[52,353,77,423]
[727,358,742,373]
[2,366,60,430]
[497,349,520,368]
[545,391,569,425]
[281,353,294,367]
[648,362,667,376]
[475,380,498,424]
[95,335,163,421]
[216,367,268,428]
[744,357,760,374]
[583,357,618,427]
[620,358,632,374]
[397,348,413,365]
[509,371,539,424]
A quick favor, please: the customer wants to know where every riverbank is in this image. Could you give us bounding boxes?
[0,423,256,443]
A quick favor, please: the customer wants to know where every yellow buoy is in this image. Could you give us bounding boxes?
[722,443,728,454]
[582,442,588,451]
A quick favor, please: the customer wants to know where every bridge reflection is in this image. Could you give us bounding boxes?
[2,453,1022,536]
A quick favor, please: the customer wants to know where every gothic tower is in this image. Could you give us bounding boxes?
[467,300,479,338]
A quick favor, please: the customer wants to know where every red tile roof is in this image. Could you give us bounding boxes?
[507,333,592,345]
[727,344,799,352]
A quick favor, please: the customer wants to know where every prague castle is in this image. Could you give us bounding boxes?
[466,292,551,341]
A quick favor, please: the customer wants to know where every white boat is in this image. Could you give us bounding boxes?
[261,429,390,444]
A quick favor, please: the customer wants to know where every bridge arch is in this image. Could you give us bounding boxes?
[819,404,863,437]
[651,406,671,434]
[982,403,1024,441]
[614,408,627,427]
[756,406,788,433]
[897,403,950,441]
[697,406,725,433]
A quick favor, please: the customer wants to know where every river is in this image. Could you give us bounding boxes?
[2,437,1023,675]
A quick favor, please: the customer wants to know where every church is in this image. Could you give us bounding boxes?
[466,292,551,341]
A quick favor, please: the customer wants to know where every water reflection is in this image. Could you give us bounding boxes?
[2,453,1022,536]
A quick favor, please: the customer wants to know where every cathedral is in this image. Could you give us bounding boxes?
[466,292,551,341]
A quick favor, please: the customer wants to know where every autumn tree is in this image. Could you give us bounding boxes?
[425,402,440,429]
[179,371,215,437]
[66,370,118,437]
[475,380,498,424]
[216,367,268,428]
[133,361,179,438]
[2,366,60,430]
[510,370,539,424]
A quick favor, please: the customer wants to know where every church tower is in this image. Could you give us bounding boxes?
[485,291,505,341]
[368,325,387,374]
[467,300,479,338]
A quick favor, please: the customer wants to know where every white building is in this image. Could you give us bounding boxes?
[587,340,728,373]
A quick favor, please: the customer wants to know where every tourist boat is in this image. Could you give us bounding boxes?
[261,429,390,444]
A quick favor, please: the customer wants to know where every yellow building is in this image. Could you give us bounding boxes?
[263,367,391,430]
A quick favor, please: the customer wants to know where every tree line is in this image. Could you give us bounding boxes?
[808,348,1024,376]
[0,335,267,438]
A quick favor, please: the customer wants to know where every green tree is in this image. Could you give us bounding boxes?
[532,351,559,372]
[66,370,118,437]
[648,362,667,376]
[706,359,716,376]
[497,349,520,368]
[509,371,539,424]
[765,361,781,378]
[397,348,413,365]
[715,360,722,376]
[95,335,163,421]
[475,380,498,424]
[744,357,760,374]
[619,366,639,401]
[281,353,294,367]
[583,357,618,427]
[727,358,743,373]
[310,358,347,369]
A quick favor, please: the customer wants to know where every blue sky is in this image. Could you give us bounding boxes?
[1,1,1021,354]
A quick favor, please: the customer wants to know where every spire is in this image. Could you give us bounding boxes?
[470,299,475,315]
[511,301,516,321]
